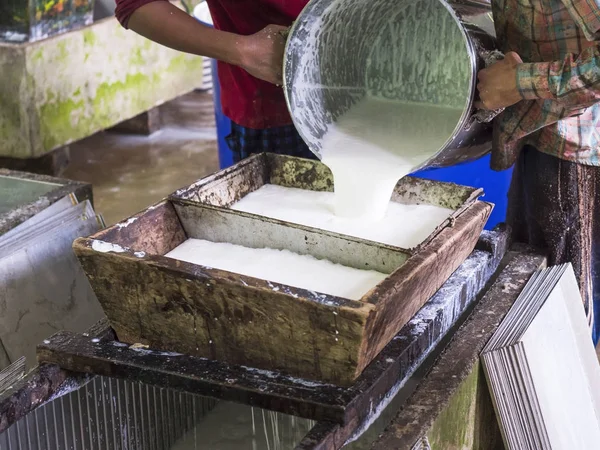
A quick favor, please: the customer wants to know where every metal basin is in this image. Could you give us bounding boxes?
[284,0,497,169]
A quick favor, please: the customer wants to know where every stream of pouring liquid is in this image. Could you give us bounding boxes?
[320,97,464,220]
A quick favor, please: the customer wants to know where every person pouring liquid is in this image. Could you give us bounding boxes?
[114,0,316,163]
[477,0,600,345]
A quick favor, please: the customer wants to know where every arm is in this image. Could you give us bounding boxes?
[477,46,600,111]
[517,46,600,109]
[127,1,242,64]
[516,0,600,108]
[477,0,600,111]
[116,0,287,85]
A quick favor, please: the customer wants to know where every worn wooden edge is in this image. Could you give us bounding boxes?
[170,153,269,206]
[295,248,543,450]
[358,201,492,372]
[266,153,333,192]
[92,199,170,240]
[41,230,506,428]
[0,169,93,236]
[82,199,187,256]
[0,319,113,434]
[370,249,547,449]
[36,331,351,423]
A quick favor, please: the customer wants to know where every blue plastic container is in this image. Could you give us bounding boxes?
[210,59,235,169]
[194,5,235,169]
[412,154,512,230]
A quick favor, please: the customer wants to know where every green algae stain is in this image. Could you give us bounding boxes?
[45,90,56,103]
[93,73,152,113]
[39,97,86,150]
[83,29,97,47]
[167,54,203,74]
[55,40,69,64]
[166,54,188,73]
[130,48,144,66]
[31,49,43,63]
[39,73,154,151]
[35,53,202,153]
[426,367,479,449]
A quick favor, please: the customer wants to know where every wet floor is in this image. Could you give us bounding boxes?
[63,90,220,226]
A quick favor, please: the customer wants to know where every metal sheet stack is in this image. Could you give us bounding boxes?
[0,170,105,371]
[481,264,600,449]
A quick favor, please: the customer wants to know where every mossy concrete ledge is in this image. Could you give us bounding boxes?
[0,7,203,159]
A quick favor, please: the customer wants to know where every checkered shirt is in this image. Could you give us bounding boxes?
[491,0,600,171]
[226,122,318,163]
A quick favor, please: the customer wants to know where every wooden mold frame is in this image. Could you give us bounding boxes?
[74,157,492,387]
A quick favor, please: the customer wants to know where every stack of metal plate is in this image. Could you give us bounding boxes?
[0,170,105,371]
[481,264,600,449]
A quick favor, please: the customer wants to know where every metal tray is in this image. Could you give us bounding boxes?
[170,153,486,253]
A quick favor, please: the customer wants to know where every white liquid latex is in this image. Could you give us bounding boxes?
[232,184,452,248]
[319,97,462,220]
[166,238,387,300]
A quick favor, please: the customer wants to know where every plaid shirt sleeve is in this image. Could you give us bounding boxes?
[516,0,600,108]
[562,0,600,40]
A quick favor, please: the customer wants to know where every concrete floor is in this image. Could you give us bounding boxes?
[63,90,219,226]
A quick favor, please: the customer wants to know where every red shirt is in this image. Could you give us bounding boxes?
[115,0,307,129]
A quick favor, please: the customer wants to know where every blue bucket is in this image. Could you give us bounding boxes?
[194,4,234,169]
[412,154,512,230]
[210,59,234,169]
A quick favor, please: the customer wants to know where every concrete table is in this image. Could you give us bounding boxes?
[0,4,203,174]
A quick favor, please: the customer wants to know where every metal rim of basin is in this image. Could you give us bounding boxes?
[283,0,478,169]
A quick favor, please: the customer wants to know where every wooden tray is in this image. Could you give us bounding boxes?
[74,156,491,387]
